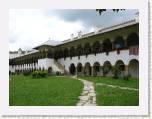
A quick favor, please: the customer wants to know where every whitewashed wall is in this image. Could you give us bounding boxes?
[59,49,139,71]
[38,58,60,72]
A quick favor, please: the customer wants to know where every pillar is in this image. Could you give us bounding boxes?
[91,66,94,76]
[125,65,129,75]
[75,66,78,76]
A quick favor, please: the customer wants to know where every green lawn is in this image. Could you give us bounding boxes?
[95,85,139,106]
[9,75,83,106]
[79,76,139,89]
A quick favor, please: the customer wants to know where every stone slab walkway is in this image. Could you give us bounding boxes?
[72,76,97,106]
[96,83,138,91]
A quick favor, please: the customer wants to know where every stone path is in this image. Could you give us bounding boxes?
[72,76,97,106]
[96,83,138,91]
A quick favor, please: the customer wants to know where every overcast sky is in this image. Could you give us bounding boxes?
[9,9,138,51]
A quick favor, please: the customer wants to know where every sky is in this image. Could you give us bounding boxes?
[9,9,138,51]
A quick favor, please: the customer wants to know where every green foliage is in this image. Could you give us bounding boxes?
[79,76,139,89]
[95,85,139,106]
[96,9,125,15]
[56,71,61,76]
[9,75,83,106]
[32,70,47,78]
[123,74,131,81]
[23,70,31,76]
[103,66,110,76]
[112,65,121,79]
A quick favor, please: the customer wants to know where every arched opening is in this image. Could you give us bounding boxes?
[127,33,139,47]
[63,48,69,59]
[93,62,100,76]
[102,39,112,55]
[92,41,101,55]
[128,59,139,78]
[69,47,75,58]
[77,63,83,75]
[115,60,125,77]
[103,61,112,76]
[69,63,76,75]
[84,43,91,57]
[77,44,83,59]
[113,36,125,50]
[58,49,63,58]
[48,67,52,74]
[84,62,91,76]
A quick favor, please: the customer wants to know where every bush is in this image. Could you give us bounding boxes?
[112,66,121,79]
[123,75,130,81]
[56,71,61,76]
[23,70,31,76]
[123,74,131,81]
[32,70,47,78]
[11,72,15,75]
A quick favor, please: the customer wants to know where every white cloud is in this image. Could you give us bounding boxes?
[9,9,87,51]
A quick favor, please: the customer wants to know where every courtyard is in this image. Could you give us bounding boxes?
[9,75,139,106]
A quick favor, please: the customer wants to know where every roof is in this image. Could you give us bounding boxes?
[10,18,139,59]
[34,40,61,49]
[9,49,39,59]
[34,18,138,48]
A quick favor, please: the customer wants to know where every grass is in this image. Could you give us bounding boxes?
[95,85,139,106]
[79,76,139,89]
[9,75,83,106]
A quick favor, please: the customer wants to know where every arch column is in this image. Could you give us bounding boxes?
[91,66,94,76]
[76,67,78,76]
[125,65,129,75]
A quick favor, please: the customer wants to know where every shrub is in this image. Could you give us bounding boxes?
[32,70,47,78]
[123,74,130,81]
[112,66,121,79]
[11,72,15,75]
[23,70,31,76]
[56,71,60,76]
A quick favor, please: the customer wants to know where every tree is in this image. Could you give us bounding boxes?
[96,9,125,15]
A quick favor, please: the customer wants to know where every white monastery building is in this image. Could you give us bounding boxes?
[9,17,139,78]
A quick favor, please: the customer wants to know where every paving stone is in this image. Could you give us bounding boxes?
[73,77,97,106]
[79,96,89,101]
[89,93,96,97]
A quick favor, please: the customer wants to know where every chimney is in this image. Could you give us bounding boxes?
[94,26,99,34]
[135,12,139,22]
[18,48,22,55]
[77,31,82,38]
[71,33,74,40]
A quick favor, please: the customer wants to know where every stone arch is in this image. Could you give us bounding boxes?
[102,39,112,55]
[77,63,83,75]
[48,67,52,74]
[93,62,100,76]
[63,48,69,58]
[84,42,91,56]
[127,33,139,47]
[69,46,75,58]
[128,59,139,78]
[92,41,101,54]
[69,63,76,75]
[103,61,112,76]
[113,36,125,49]
[77,44,83,56]
[115,60,125,77]
[77,63,83,72]
[84,62,91,76]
